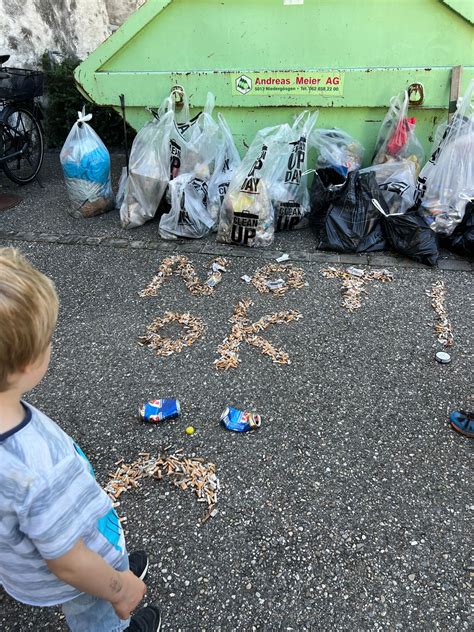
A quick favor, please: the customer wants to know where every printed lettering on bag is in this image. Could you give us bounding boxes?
[380,181,410,196]
[170,140,181,179]
[231,72,344,97]
[192,178,208,206]
[415,175,427,205]
[285,137,306,184]
[218,182,230,204]
[178,192,188,224]
[232,212,258,245]
[277,201,303,231]
[240,145,267,194]
[427,126,451,167]
[176,112,201,135]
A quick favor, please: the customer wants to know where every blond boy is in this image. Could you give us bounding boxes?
[0,248,161,632]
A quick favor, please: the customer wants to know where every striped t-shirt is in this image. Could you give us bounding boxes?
[0,402,126,606]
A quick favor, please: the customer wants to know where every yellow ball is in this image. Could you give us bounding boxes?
[185,426,195,435]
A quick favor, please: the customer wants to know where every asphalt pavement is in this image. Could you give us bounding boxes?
[0,155,472,631]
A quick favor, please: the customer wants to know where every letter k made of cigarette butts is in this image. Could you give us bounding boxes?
[214,298,303,371]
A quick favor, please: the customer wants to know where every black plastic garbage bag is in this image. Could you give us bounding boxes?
[309,169,387,253]
[309,167,346,232]
[371,199,439,266]
[440,202,473,258]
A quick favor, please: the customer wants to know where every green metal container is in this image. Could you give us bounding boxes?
[75,0,473,160]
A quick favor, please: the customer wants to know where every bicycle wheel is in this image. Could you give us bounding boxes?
[1,104,44,184]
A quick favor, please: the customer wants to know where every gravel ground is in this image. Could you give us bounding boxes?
[0,156,472,631]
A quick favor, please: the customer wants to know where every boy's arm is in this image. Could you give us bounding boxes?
[46,539,146,619]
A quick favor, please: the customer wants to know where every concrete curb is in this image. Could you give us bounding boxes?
[0,229,471,272]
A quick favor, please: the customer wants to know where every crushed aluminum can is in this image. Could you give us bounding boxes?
[435,351,451,364]
[276,253,290,263]
[241,275,252,283]
[139,399,181,423]
[220,406,261,432]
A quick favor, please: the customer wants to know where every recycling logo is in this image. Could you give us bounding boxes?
[236,74,252,95]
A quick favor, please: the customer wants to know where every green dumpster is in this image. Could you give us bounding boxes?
[75,0,474,159]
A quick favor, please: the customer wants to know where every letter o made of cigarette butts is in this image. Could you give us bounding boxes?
[251,263,306,296]
[138,311,205,358]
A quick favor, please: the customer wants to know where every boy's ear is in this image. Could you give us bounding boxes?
[20,345,51,375]
[19,362,34,375]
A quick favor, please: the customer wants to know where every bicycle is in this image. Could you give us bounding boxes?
[0,54,45,185]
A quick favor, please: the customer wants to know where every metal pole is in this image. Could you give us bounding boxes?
[119,94,130,175]
[448,66,463,124]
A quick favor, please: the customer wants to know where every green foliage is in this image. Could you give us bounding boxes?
[41,53,135,149]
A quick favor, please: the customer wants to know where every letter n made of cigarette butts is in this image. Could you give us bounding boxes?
[139,255,230,298]
[214,299,303,371]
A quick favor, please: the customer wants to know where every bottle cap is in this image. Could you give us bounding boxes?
[436,351,451,364]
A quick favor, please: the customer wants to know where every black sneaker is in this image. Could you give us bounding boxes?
[127,604,161,632]
[129,550,149,581]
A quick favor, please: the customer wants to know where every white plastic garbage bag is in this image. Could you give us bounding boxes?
[60,109,114,218]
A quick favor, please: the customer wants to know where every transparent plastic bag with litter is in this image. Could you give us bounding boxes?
[360,160,417,215]
[311,127,364,177]
[60,109,114,218]
[217,124,289,247]
[372,90,425,175]
[168,91,220,182]
[272,111,318,231]
[159,172,215,239]
[415,79,474,235]
[115,166,128,210]
[119,104,173,228]
[207,113,241,229]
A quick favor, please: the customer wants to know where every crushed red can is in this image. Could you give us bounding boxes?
[139,399,180,423]
[220,406,261,432]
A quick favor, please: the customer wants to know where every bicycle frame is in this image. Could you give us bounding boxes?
[0,98,43,160]
[0,59,45,184]
[0,118,29,163]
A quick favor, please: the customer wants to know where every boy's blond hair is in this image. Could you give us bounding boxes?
[0,248,58,391]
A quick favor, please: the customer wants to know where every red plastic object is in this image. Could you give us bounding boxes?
[387,117,416,156]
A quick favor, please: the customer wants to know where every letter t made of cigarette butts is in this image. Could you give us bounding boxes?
[214,299,303,371]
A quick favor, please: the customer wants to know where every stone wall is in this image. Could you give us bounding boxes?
[106,0,144,27]
[0,0,144,67]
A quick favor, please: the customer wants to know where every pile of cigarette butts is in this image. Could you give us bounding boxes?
[105,450,219,524]
[428,280,454,347]
[322,266,394,311]
[138,312,204,357]
[251,263,306,296]
[140,255,229,298]
[214,298,302,370]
